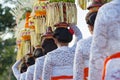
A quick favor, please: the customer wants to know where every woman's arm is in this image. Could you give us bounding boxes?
[12,60,21,80]
[70,24,82,43]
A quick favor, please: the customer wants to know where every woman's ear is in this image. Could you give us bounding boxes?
[53,38,58,45]
[88,25,94,34]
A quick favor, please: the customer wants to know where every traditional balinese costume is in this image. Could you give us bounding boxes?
[73,1,102,80]
[73,36,92,80]
[42,25,82,80]
[89,0,120,80]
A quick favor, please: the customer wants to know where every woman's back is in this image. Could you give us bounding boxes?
[48,46,74,66]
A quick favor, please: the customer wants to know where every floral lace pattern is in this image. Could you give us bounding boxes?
[33,56,45,80]
[42,46,75,80]
[20,72,26,80]
[73,36,92,80]
[26,65,35,80]
[105,59,120,80]
[41,25,82,80]
[89,0,120,80]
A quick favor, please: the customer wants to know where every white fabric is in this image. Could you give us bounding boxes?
[33,56,45,80]
[52,66,73,76]
[89,0,120,80]
[12,60,21,80]
[73,36,92,80]
[105,58,120,80]
[70,25,83,52]
[71,25,82,43]
[20,72,26,80]
[25,65,35,80]
[42,46,75,80]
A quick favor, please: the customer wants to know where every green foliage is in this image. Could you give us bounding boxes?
[0,4,15,32]
[0,38,16,80]
[0,1,18,80]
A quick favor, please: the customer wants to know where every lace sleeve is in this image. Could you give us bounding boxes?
[70,25,82,42]
[12,60,21,80]
[73,41,84,80]
[33,57,44,80]
[42,54,52,80]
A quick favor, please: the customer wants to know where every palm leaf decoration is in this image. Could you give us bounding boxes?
[78,0,112,10]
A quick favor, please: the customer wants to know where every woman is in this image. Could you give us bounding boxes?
[25,47,44,80]
[33,27,58,80]
[73,12,97,80]
[12,59,27,80]
[89,0,120,80]
[12,54,35,80]
[42,24,82,80]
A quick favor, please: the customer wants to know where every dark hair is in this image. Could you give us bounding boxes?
[25,54,35,66]
[20,62,27,73]
[42,38,57,55]
[86,12,97,26]
[33,48,44,58]
[53,27,73,43]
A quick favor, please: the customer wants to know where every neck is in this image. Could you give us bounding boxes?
[57,42,68,47]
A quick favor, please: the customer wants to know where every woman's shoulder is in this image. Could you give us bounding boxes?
[27,65,35,71]
[20,72,26,79]
[36,56,45,64]
[78,36,92,45]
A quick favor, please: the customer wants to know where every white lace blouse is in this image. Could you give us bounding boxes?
[73,36,92,80]
[20,72,26,80]
[41,25,82,80]
[33,56,45,80]
[12,60,21,80]
[33,25,82,80]
[89,0,120,80]
[25,65,35,80]
[105,58,120,80]
[42,46,75,80]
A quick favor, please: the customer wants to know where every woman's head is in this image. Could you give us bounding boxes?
[53,27,73,44]
[42,38,57,55]
[19,61,27,73]
[85,12,97,34]
[33,47,44,58]
[25,54,35,66]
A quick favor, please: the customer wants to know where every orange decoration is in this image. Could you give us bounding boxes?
[51,76,73,80]
[29,26,35,30]
[16,40,21,48]
[25,11,31,28]
[25,22,29,28]
[21,31,31,41]
[102,52,120,80]
[84,67,89,80]
[35,10,46,16]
